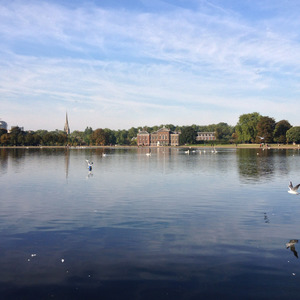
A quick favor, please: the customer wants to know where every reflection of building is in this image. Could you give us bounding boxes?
[64,113,70,135]
[65,149,70,179]
[0,120,7,130]
[137,130,150,146]
[196,132,216,141]
[137,127,180,146]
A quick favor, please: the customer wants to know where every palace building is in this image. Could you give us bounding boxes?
[137,127,180,146]
[136,130,150,146]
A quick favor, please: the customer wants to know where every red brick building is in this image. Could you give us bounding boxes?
[137,130,150,146]
[137,127,180,146]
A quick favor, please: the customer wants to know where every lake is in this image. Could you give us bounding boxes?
[1,147,300,299]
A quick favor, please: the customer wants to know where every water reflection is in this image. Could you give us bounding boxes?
[236,148,300,183]
[0,149,8,175]
[286,239,299,258]
[2,148,300,299]
[263,212,270,223]
[64,149,70,179]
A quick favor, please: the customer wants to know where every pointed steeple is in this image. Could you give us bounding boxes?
[64,112,70,135]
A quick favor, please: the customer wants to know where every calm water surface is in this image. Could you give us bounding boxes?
[1,147,300,299]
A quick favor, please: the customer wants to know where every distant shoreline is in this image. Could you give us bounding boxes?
[1,144,300,149]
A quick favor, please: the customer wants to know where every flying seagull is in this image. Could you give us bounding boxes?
[288,181,300,195]
[86,159,93,171]
[286,239,299,258]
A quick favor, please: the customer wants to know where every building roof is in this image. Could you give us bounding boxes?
[137,130,149,135]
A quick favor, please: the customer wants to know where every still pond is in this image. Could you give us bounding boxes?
[1,147,300,299]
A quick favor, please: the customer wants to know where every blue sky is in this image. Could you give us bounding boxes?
[1,0,300,131]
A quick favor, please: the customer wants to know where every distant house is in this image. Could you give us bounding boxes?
[137,127,181,146]
[137,130,150,146]
[196,132,216,141]
[150,127,180,146]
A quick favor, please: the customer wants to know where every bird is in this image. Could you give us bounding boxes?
[85,159,93,171]
[286,239,299,258]
[288,181,300,195]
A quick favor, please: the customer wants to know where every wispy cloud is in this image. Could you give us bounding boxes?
[1,0,300,130]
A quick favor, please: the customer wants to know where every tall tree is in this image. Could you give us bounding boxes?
[235,112,262,143]
[180,126,197,144]
[286,127,300,144]
[273,120,292,143]
[91,129,107,145]
[104,128,116,145]
[255,116,275,143]
[214,122,234,141]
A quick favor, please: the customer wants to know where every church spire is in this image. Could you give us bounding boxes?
[64,112,70,135]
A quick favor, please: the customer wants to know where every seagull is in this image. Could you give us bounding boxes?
[286,239,299,258]
[288,181,300,195]
[85,159,93,171]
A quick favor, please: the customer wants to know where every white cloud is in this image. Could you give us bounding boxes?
[1,0,300,130]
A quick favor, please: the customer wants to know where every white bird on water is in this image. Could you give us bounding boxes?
[288,181,300,195]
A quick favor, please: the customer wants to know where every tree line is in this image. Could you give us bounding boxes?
[0,112,300,146]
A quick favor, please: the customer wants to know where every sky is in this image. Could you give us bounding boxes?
[1,0,300,131]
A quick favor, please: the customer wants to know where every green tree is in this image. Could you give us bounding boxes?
[0,128,7,137]
[9,127,24,146]
[104,128,116,145]
[235,112,262,143]
[115,130,129,145]
[214,122,234,142]
[0,133,10,145]
[24,132,35,146]
[83,127,93,145]
[180,126,197,144]
[70,130,85,146]
[127,127,138,141]
[286,127,300,144]
[273,120,292,143]
[164,124,176,131]
[91,129,107,145]
[255,116,275,143]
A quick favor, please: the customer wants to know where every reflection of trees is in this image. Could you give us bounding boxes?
[0,149,9,174]
[237,149,275,182]
[237,148,292,182]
